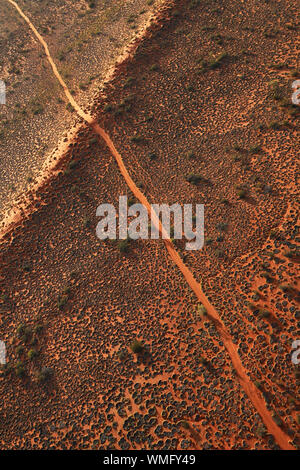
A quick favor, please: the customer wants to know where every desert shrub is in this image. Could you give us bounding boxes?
[15,367,25,378]
[37,367,53,383]
[230,153,241,162]
[247,302,256,311]
[172,9,180,18]
[57,294,68,310]
[127,14,136,24]
[211,33,223,45]
[30,337,38,347]
[270,229,279,239]
[186,84,195,92]
[104,103,112,112]
[131,134,143,143]
[288,397,296,407]
[169,225,175,239]
[130,340,143,354]
[251,293,259,304]
[272,413,283,426]
[28,348,38,360]
[254,380,263,390]
[197,304,207,318]
[118,239,130,253]
[233,144,242,152]
[215,248,224,258]
[249,145,261,154]
[89,137,98,146]
[62,286,71,296]
[117,350,127,361]
[123,94,135,105]
[180,421,190,429]
[199,356,208,366]
[34,324,43,334]
[16,346,24,356]
[216,222,228,232]
[256,425,266,437]
[17,324,26,337]
[259,309,271,319]
[284,249,298,259]
[236,188,246,199]
[279,284,290,293]
[270,62,285,70]
[32,102,44,115]
[198,51,229,73]
[128,197,136,207]
[186,150,195,159]
[186,173,202,185]
[287,105,300,117]
[0,363,13,375]
[15,361,25,378]
[124,77,135,88]
[253,290,261,300]
[148,152,157,160]
[69,159,79,171]
[261,271,272,282]
[268,80,283,101]
[20,326,32,342]
[84,217,91,228]
[208,51,228,69]
[268,120,281,130]
[119,102,130,113]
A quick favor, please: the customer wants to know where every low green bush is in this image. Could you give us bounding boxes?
[130,340,143,354]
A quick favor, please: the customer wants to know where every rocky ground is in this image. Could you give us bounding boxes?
[0,0,299,450]
[0,0,163,217]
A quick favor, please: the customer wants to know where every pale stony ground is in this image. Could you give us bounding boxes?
[0,0,164,220]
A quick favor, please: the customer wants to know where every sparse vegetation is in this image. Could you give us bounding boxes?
[186,173,202,185]
[130,340,143,354]
[28,348,38,360]
[37,367,53,383]
[15,361,25,378]
[236,188,246,199]
[130,134,143,143]
[118,239,130,253]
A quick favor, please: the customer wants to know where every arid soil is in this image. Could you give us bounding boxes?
[0,0,299,450]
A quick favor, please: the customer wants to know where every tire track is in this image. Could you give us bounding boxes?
[6,0,295,450]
